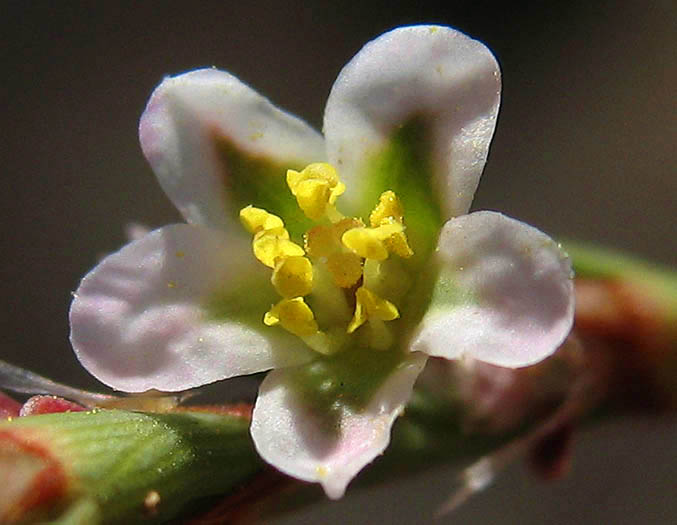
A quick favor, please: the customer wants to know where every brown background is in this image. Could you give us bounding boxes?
[2,1,675,523]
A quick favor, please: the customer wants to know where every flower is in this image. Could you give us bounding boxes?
[69,25,574,498]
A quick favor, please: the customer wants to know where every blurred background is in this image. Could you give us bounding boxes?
[2,1,675,523]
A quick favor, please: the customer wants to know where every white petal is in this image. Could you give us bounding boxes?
[409,211,574,367]
[250,352,426,499]
[70,224,314,392]
[140,68,326,231]
[324,25,500,218]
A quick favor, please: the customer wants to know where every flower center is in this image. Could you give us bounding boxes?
[240,163,413,353]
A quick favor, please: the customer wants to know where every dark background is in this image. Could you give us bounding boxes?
[2,1,675,523]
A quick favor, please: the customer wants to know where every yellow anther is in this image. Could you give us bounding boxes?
[327,252,363,288]
[304,225,335,257]
[341,227,389,261]
[252,227,304,268]
[264,297,318,337]
[375,217,413,258]
[287,163,346,220]
[333,217,364,237]
[271,256,313,298]
[373,220,413,258]
[369,190,404,227]
[367,192,414,259]
[294,179,332,221]
[287,162,340,192]
[348,299,367,334]
[239,205,284,234]
[305,218,363,258]
[359,287,400,321]
[347,287,399,333]
[385,232,414,258]
[372,220,405,240]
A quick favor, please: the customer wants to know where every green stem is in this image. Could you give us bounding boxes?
[564,240,677,324]
[0,409,261,524]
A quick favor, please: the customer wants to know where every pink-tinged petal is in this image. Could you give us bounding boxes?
[409,211,574,367]
[70,224,315,393]
[140,68,326,231]
[19,396,86,416]
[324,25,500,219]
[250,352,426,499]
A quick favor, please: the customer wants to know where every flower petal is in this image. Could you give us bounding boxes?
[70,224,315,392]
[250,351,426,499]
[324,25,500,224]
[409,211,574,367]
[140,68,326,235]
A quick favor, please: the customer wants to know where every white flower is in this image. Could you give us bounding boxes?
[69,25,574,499]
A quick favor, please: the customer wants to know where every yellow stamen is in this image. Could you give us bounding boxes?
[264,297,318,337]
[294,179,332,221]
[271,256,313,298]
[368,192,414,259]
[373,220,405,240]
[327,252,363,288]
[239,170,413,353]
[239,205,284,233]
[379,218,414,259]
[341,227,390,261]
[347,287,400,334]
[369,190,404,227]
[304,218,365,287]
[333,217,364,238]
[287,163,346,221]
[305,218,364,258]
[342,204,410,261]
[384,234,413,258]
[252,227,304,268]
[304,224,335,257]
